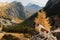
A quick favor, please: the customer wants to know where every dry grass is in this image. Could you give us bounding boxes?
[0,32,30,40]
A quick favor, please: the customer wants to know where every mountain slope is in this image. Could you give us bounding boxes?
[25,3,41,11]
[0,1,26,19]
[24,3,42,18]
[19,12,38,28]
[0,1,26,24]
[44,0,60,16]
[7,1,25,20]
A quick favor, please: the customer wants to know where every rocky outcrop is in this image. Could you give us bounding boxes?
[9,1,25,20]
[0,1,25,20]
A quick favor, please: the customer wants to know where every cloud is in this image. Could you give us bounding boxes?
[19,0,48,7]
[31,0,48,7]
[0,0,48,7]
[0,0,15,2]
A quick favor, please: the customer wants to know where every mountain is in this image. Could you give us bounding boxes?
[2,0,60,40]
[24,3,42,18]
[0,1,25,19]
[19,12,38,28]
[44,0,60,16]
[25,3,42,11]
[7,1,25,20]
[0,1,26,25]
[19,0,60,30]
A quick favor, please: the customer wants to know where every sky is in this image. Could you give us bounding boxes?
[0,0,48,7]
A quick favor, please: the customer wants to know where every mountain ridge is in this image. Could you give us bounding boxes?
[24,3,42,18]
[0,1,25,24]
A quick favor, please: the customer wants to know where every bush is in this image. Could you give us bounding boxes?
[2,25,36,34]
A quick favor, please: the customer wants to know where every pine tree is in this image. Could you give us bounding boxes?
[34,11,51,32]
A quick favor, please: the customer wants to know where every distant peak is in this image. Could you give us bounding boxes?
[26,3,40,7]
[26,3,41,8]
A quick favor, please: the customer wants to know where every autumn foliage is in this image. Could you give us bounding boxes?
[34,11,51,32]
